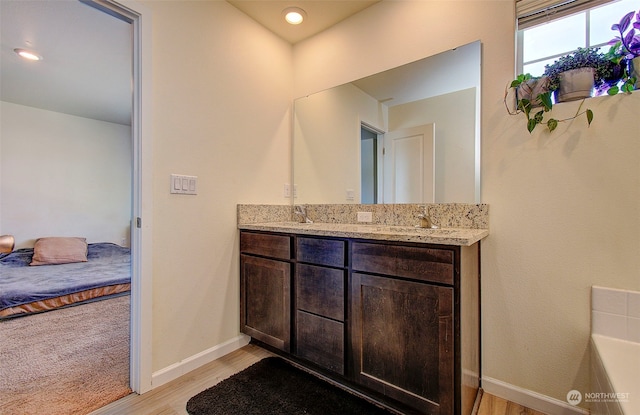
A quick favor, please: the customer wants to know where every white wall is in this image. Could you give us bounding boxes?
[293,0,640,411]
[0,101,131,248]
[389,88,476,203]
[140,0,292,372]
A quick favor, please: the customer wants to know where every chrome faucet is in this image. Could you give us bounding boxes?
[416,205,438,229]
[294,205,313,224]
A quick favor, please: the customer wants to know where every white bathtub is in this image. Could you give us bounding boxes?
[590,334,639,415]
[590,286,640,415]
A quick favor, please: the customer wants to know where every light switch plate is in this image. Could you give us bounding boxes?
[170,174,197,195]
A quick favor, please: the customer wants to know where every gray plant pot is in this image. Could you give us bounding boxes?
[555,67,595,102]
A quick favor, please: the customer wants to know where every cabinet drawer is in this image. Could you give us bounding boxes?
[240,232,291,260]
[296,264,344,321]
[296,311,344,375]
[296,237,345,267]
[352,242,454,285]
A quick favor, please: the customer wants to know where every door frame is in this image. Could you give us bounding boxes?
[83,0,153,394]
[360,121,385,204]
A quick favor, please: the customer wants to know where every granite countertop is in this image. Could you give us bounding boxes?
[238,222,489,246]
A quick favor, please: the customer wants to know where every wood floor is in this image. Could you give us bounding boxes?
[90,344,547,415]
[476,392,548,415]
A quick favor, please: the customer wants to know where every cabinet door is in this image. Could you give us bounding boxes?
[351,273,454,415]
[240,254,291,351]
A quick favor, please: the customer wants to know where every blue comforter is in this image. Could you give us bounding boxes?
[0,243,131,311]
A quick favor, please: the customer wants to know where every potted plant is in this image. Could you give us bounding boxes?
[609,8,640,90]
[604,42,636,94]
[506,73,593,133]
[513,74,551,108]
[543,47,612,102]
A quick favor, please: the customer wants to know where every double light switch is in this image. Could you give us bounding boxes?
[170,174,197,195]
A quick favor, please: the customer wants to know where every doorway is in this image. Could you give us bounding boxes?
[360,123,385,204]
[360,126,378,204]
[82,0,153,395]
[0,0,152,399]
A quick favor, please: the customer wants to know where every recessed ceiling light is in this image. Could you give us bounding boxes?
[14,48,42,61]
[283,7,306,25]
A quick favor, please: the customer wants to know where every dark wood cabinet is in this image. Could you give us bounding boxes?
[351,241,481,415]
[240,232,292,352]
[351,272,454,414]
[239,230,480,415]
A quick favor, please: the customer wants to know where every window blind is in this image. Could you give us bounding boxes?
[516,0,613,29]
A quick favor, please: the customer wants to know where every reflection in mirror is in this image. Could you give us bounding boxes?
[293,41,481,204]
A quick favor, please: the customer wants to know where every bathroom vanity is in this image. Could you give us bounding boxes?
[239,220,487,415]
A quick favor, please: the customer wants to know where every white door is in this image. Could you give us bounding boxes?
[383,124,435,203]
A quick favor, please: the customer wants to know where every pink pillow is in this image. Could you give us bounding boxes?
[30,237,88,266]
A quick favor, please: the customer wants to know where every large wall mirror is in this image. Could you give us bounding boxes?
[293,41,481,205]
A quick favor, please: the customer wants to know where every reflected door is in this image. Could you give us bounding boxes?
[383,123,435,203]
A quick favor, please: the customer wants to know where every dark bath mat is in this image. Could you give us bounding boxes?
[186,356,396,415]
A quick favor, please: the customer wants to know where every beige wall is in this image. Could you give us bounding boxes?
[0,101,132,248]
[293,0,640,409]
[141,0,292,371]
[484,91,640,406]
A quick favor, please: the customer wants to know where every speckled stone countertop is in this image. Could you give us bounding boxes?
[238,221,488,246]
[238,203,489,246]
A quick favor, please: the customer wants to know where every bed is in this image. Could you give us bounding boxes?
[0,241,131,319]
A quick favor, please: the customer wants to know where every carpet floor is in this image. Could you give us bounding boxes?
[0,295,132,415]
[186,356,396,415]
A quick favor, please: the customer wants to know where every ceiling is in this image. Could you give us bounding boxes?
[227,1,380,44]
[0,0,379,126]
[0,0,132,125]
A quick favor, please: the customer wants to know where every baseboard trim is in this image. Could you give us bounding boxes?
[151,334,251,389]
[482,377,589,415]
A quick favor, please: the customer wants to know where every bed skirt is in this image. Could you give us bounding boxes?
[0,283,130,319]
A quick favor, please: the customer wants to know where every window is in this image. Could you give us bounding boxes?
[517,0,639,76]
